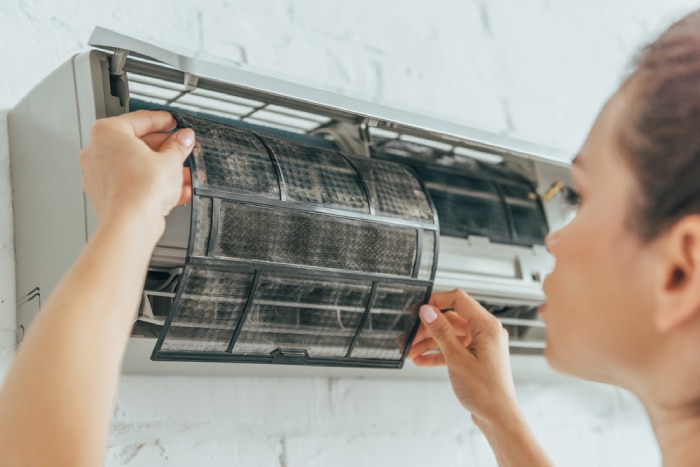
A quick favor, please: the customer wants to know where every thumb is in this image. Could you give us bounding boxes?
[158,128,196,163]
[419,304,465,361]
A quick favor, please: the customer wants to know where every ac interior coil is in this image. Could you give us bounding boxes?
[150,112,439,368]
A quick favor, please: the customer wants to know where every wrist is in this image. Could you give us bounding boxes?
[472,406,528,438]
[472,410,553,467]
[100,206,165,248]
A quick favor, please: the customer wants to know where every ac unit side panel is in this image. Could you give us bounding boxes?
[8,55,87,328]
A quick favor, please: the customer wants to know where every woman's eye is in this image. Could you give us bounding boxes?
[564,186,581,206]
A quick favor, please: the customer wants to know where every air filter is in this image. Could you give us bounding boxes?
[371,139,549,246]
[152,112,439,368]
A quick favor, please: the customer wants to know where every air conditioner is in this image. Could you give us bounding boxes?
[8,28,574,380]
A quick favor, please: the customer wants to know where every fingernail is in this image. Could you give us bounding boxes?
[177,128,195,147]
[419,305,438,324]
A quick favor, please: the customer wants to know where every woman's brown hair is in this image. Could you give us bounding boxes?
[621,10,700,239]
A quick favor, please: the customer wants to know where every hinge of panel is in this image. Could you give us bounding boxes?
[358,117,378,145]
[184,72,199,91]
[110,48,129,76]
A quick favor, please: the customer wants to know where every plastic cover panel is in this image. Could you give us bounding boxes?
[153,110,438,368]
[215,202,418,276]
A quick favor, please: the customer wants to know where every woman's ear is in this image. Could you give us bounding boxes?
[654,215,700,333]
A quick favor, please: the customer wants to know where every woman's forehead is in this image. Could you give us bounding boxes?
[575,89,633,172]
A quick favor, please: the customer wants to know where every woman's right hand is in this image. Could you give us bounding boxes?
[78,110,195,243]
[407,289,519,427]
[409,289,553,466]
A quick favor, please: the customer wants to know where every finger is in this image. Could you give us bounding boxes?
[408,333,473,359]
[411,352,446,367]
[411,323,430,348]
[158,128,196,165]
[114,110,177,137]
[183,166,192,186]
[177,168,193,206]
[429,289,492,322]
[177,185,192,206]
[418,304,465,362]
[141,132,172,150]
[407,337,441,359]
[412,312,470,344]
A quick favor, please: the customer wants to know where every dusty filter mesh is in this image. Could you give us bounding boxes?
[371,140,549,246]
[152,111,438,368]
[215,202,417,276]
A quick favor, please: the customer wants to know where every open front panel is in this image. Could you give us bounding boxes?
[152,112,438,368]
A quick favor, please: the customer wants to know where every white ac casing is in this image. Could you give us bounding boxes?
[9,28,574,381]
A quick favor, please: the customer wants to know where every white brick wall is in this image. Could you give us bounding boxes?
[1,0,692,465]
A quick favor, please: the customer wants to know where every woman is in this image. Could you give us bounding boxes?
[1,9,699,467]
[409,9,700,466]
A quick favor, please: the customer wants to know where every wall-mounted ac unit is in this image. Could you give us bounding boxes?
[8,28,575,380]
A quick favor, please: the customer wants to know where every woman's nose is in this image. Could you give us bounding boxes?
[545,229,560,255]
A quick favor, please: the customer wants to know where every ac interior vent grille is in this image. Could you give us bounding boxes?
[127,72,332,135]
[482,302,545,354]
